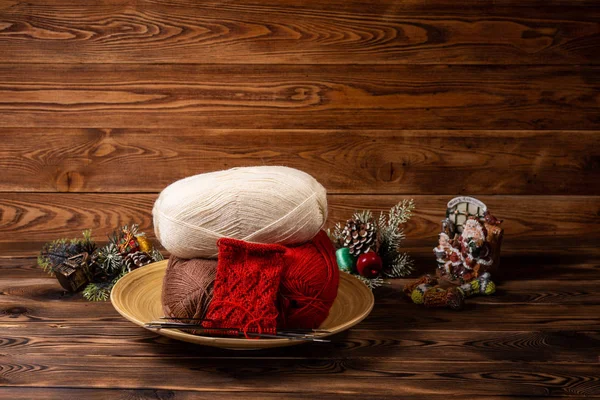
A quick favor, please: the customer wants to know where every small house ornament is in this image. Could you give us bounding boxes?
[434,197,503,284]
[54,252,93,292]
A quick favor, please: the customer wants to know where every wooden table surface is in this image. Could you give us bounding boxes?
[0,0,599,398]
[2,255,600,398]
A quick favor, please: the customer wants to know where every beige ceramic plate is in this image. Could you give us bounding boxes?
[111,260,374,349]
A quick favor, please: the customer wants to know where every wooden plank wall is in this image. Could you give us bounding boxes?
[0,0,598,259]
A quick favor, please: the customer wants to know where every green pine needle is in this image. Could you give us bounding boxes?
[37,254,54,275]
[351,273,386,290]
[112,267,128,283]
[387,199,415,226]
[128,224,140,237]
[82,283,110,302]
[376,199,415,277]
[151,248,164,262]
[82,267,127,302]
[327,222,344,248]
[82,229,92,241]
[352,209,374,224]
[383,252,415,278]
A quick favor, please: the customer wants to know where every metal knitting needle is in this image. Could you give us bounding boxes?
[156,322,331,336]
[145,323,232,331]
[147,326,302,340]
[150,322,327,338]
[243,332,330,342]
[145,322,330,342]
[152,324,331,341]
[159,317,331,334]
[160,317,216,322]
[274,333,331,342]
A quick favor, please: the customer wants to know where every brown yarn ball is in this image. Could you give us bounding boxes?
[161,255,217,320]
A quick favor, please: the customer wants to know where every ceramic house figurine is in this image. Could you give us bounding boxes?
[434,197,503,284]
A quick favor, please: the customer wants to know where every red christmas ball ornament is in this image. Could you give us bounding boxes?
[356,251,383,278]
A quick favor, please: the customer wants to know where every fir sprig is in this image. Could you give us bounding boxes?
[83,266,128,301]
[378,200,414,254]
[382,252,415,278]
[151,248,165,262]
[327,222,344,249]
[352,210,374,225]
[377,199,415,277]
[353,273,386,290]
[38,230,96,274]
[82,282,111,302]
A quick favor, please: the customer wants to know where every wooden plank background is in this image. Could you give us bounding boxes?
[0,0,599,398]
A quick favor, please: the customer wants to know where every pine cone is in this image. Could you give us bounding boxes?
[340,219,378,256]
[123,251,153,272]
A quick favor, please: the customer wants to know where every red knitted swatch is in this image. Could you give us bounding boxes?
[203,238,287,336]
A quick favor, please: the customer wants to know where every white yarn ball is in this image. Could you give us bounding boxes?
[153,166,328,259]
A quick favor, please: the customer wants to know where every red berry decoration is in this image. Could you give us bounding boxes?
[356,251,383,278]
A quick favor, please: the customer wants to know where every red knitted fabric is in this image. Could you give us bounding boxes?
[203,238,287,336]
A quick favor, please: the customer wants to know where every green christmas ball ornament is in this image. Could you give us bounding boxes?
[336,247,356,273]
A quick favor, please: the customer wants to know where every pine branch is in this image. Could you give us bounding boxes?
[82,266,127,302]
[37,254,54,275]
[377,199,415,266]
[112,267,128,283]
[352,210,373,224]
[82,282,110,302]
[151,248,164,262]
[352,273,386,290]
[379,226,406,260]
[327,222,344,248]
[387,199,415,226]
[128,224,140,237]
[80,229,96,254]
[383,253,415,278]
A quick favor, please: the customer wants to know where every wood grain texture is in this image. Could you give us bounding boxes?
[1,389,545,400]
[2,266,599,395]
[9,255,600,280]
[1,354,599,397]
[1,388,477,400]
[3,273,600,325]
[5,272,600,308]
[3,287,599,331]
[1,129,598,195]
[3,323,600,363]
[0,0,598,64]
[0,194,598,257]
[0,64,598,130]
